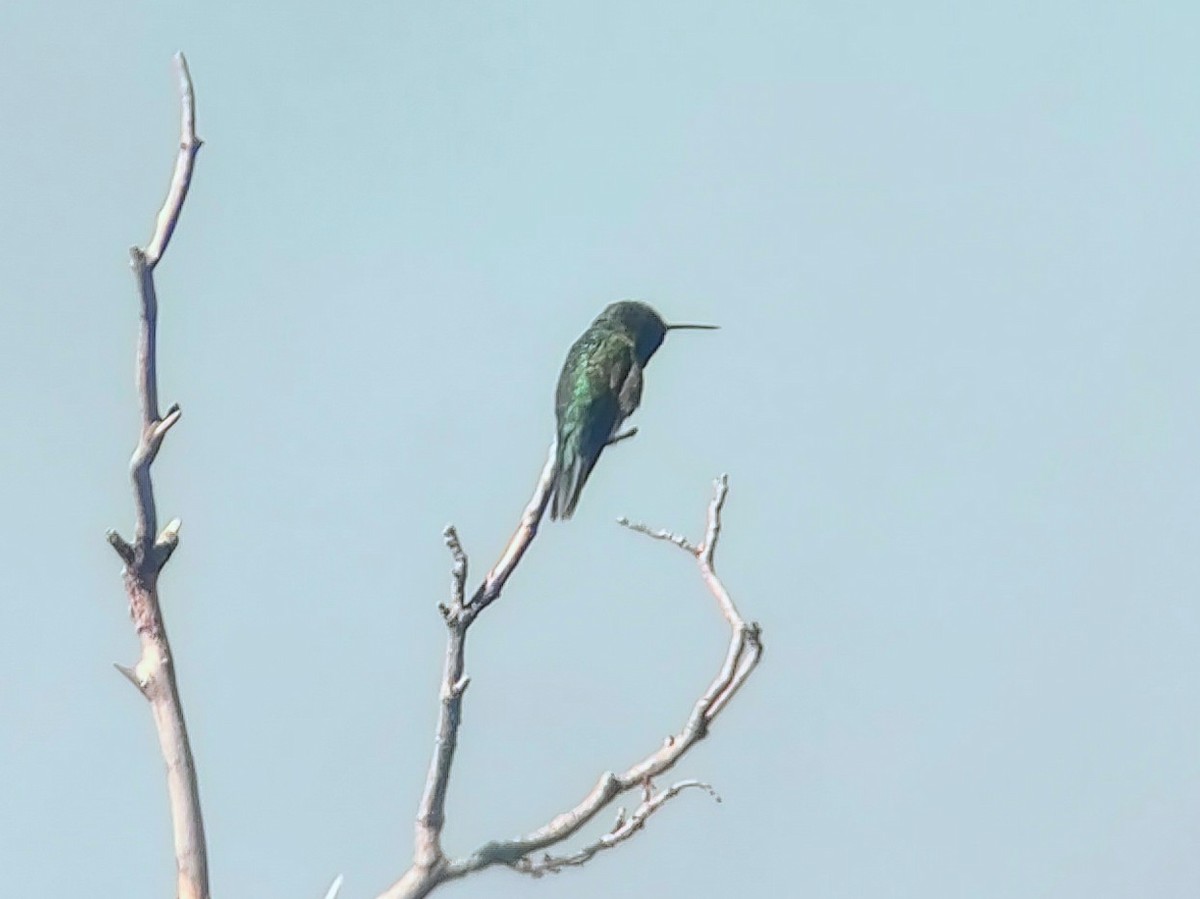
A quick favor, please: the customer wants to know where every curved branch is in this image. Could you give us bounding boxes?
[144,52,202,268]
[107,52,207,899]
[377,474,762,898]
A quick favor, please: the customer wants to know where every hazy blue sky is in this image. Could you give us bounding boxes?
[2,2,1197,897]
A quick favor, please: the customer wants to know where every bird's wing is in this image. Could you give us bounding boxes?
[603,333,642,426]
[616,357,643,421]
[585,332,629,435]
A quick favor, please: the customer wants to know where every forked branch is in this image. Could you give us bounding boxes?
[377,472,763,899]
[106,52,207,899]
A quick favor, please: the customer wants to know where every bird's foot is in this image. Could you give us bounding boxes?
[606,426,639,447]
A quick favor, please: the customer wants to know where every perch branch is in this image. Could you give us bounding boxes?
[107,52,208,899]
[464,442,557,619]
[382,449,556,899]
[376,474,762,899]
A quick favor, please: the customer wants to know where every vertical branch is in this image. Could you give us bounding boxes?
[413,526,470,871]
[107,52,207,899]
[378,452,557,899]
[144,53,201,269]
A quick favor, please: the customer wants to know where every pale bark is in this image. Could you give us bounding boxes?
[107,52,208,899]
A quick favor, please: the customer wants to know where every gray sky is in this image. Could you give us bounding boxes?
[2,2,1198,897]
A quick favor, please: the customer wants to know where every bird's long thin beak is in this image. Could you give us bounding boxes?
[665,323,720,331]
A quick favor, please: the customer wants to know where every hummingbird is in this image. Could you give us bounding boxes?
[550,301,717,520]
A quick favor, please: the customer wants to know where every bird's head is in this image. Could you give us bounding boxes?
[599,301,718,365]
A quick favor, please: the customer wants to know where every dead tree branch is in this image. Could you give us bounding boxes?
[106,52,207,899]
[376,472,763,899]
[513,780,720,877]
[464,443,558,619]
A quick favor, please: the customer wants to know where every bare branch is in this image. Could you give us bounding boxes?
[465,443,557,619]
[377,474,762,898]
[110,53,208,899]
[447,476,759,877]
[322,874,345,899]
[144,54,202,268]
[442,526,468,611]
[615,516,698,554]
[114,662,149,699]
[106,529,135,565]
[152,402,184,442]
[388,448,557,897]
[513,780,720,877]
[156,517,183,567]
[411,619,464,872]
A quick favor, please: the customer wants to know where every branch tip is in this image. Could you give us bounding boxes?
[698,474,730,563]
[322,874,345,899]
[106,530,135,564]
[114,662,149,698]
[156,518,182,545]
[152,405,183,441]
[143,49,201,266]
[675,779,721,804]
[617,517,698,554]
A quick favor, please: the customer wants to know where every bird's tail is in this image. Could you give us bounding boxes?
[550,428,590,520]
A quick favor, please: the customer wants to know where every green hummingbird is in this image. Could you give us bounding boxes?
[550,301,718,520]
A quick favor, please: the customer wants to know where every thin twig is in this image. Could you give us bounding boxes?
[107,52,207,899]
[144,54,202,267]
[615,517,698,554]
[514,780,720,876]
[322,874,345,899]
